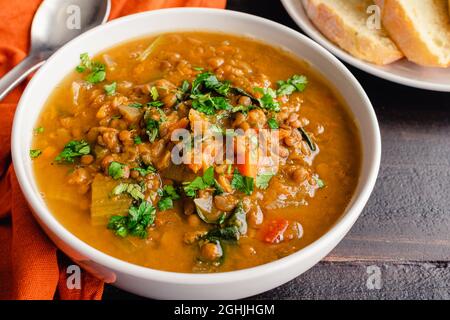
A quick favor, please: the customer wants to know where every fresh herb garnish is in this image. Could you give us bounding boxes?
[132,165,156,176]
[183,166,215,197]
[129,102,143,108]
[30,149,42,159]
[107,201,156,238]
[157,185,181,211]
[314,176,326,189]
[104,82,117,95]
[76,53,106,84]
[145,119,160,142]
[267,118,279,129]
[108,161,126,180]
[253,87,280,112]
[134,136,142,145]
[191,72,230,96]
[276,75,308,96]
[256,172,275,189]
[191,94,231,115]
[231,169,254,195]
[147,101,165,108]
[55,140,90,163]
[34,127,44,134]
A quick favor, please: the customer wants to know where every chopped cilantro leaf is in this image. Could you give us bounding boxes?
[183,166,216,197]
[132,165,156,176]
[253,87,280,112]
[267,118,279,129]
[191,72,230,96]
[107,201,156,238]
[276,75,308,96]
[191,94,231,115]
[158,185,181,211]
[231,169,254,195]
[147,101,164,108]
[108,161,126,180]
[30,149,42,159]
[256,172,275,189]
[34,127,44,134]
[104,82,117,95]
[146,119,160,142]
[76,53,106,84]
[55,140,90,163]
[129,102,143,108]
[314,176,326,189]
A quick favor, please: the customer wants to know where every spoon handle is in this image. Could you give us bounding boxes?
[0,54,46,101]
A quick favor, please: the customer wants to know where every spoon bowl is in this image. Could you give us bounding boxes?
[0,0,110,101]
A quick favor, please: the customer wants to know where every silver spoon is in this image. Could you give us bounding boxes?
[0,0,111,101]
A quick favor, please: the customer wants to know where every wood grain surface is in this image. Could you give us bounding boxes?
[103,0,450,300]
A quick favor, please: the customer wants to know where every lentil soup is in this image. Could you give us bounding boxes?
[31,32,361,273]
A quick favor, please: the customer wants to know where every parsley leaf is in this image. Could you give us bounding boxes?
[30,149,42,159]
[129,102,143,108]
[108,161,126,180]
[157,197,173,211]
[146,119,160,142]
[147,101,165,108]
[314,176,326,189]
[55,140,90,163]
[158,185,181,211]
[132,165,156,176]
[183,166,216,197]
[76,53,106,84]
[191,94,231,115]
[202,166,215,186]
[191,72,230,96]
[104,82,117,95]
[107,201,156,238]
[86,69,106,84]
[231,169,254,195]
[276,75,308,96]
[253,87,280,112]
[267,118,279,129]
[34,127,44,134]
[256,172,275,189]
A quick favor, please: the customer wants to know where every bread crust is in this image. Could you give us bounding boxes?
[304,0,403,65]
[375,0,450,67]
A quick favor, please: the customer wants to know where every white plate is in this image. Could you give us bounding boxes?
[281,0,450,92]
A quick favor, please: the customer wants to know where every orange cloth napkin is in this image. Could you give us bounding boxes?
[0,0,226,300]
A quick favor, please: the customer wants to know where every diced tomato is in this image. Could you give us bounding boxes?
[261,219,289,244]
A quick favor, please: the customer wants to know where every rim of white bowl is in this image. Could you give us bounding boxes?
[280,0,450,92]
[12,8,381,285]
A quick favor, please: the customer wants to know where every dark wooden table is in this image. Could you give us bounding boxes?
[104,0,450,300]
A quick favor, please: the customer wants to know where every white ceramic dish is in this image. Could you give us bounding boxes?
[11,8,381,299]
[281,0,450,92]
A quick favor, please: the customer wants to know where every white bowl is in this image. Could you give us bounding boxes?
[11,8,381,299]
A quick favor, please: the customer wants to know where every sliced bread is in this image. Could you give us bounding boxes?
[303,0,404,65]
[375,0,450,68]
